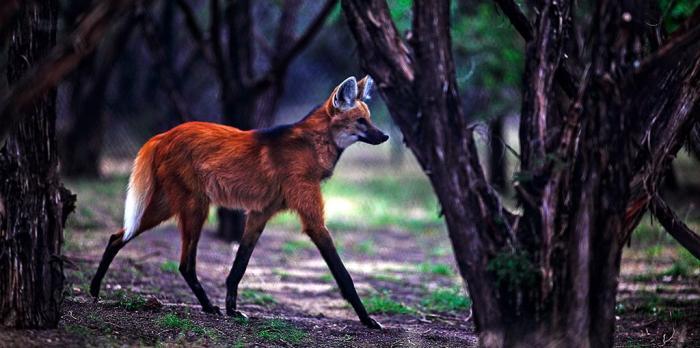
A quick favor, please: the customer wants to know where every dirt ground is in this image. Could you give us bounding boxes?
[0,222,698,347]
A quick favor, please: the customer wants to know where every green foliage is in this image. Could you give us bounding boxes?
[418,262,454,277]
[257,319,307,344]
[452,3,524,120]
[364,291,416,315]
[160,260,179,274]
[319,273,334,283]
[487,251,537,291]
[240,289,276,306]
[663,248,700,278]
[660,0,700,32]
[644,245,664,258]
[387,0,413,33]
[421,287,472,312]
[112,290,147,311]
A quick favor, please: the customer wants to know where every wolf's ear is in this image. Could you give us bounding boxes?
[356,75,374,101]
[332,76,358,111]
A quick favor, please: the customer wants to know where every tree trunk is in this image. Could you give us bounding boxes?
[342,0,700,346]
[0,0,75,328]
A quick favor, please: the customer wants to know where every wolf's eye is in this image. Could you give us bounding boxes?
[357,118,368,126]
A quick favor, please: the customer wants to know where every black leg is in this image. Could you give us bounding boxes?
[307,228,382,329]
[179,241,220,315]
[225,210,271,317]
[90,230,127,299]
[179,207,220,314]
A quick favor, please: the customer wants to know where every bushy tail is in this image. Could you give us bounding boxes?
[122,142,157,241]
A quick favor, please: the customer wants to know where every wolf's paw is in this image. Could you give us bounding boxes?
[227,309,249,320]
[362,317,383,330]
[204,305,222,316]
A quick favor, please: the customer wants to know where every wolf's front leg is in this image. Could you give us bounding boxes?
[306,225,383,329]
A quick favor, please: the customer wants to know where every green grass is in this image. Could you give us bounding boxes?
[256,319,307,344]
[373,273,402,283]
[364,291,416,315]
[644,245,664,258]
[281,239,314,254]
[158,313,205,335]
[319,273,334,283]
[421,287,471,312]
[418,262,454,277]
[240,289,276,306]
[160,260,179,273]
[111,290,147,311]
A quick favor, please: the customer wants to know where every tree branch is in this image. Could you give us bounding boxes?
[650,195,700,260]
[251,0,338,93]
[175,0,216,67]
[492,0,577,97]
[493,0,533,41]
[0,0,150,149]
[139,10,193,122]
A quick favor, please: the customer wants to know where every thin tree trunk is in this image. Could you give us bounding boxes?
[0,0,75,328]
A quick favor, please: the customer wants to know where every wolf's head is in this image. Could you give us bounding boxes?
[325,76,389,148]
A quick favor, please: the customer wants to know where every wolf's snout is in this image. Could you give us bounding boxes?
[361,128,389,145]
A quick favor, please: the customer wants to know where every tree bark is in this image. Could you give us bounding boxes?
[0,0,75,328]
[342,0,700,346]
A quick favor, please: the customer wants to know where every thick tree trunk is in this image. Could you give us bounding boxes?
[342,0,700,346]
[0,0,75,328]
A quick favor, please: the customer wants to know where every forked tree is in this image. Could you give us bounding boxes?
[342,0,700,346]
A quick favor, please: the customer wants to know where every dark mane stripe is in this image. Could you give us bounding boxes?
[254,104,323,141]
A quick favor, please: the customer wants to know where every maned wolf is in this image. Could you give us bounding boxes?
[90,76,388,328]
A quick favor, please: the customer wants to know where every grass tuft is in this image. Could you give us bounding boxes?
[256,319,307,344]
[421,287,471,312]
[158,313,205,335]
[112,290,147,311]
[418,262,454,277]
[240,289,276,306]
[364,291,416,315]
[160,260,179,274]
